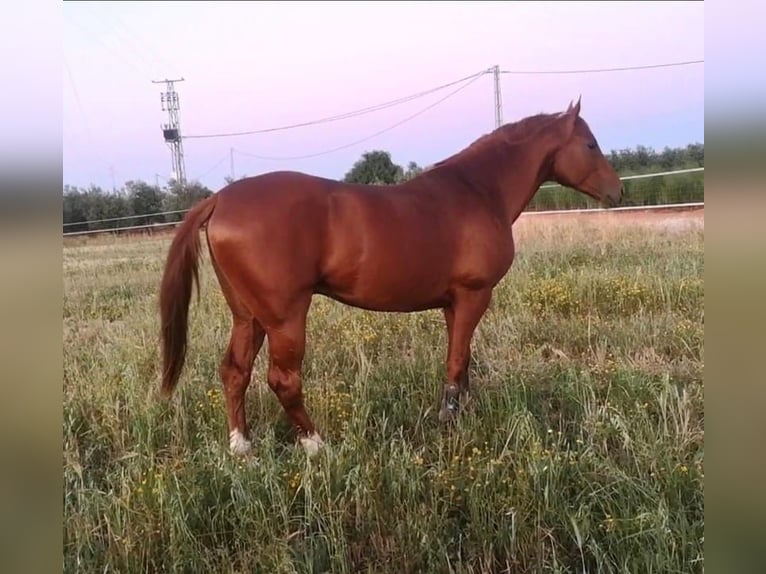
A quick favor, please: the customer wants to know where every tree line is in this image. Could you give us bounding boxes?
[63,179,214,233]
[63,143,703,233]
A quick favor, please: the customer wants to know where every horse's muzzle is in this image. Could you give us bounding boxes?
[604,186,624,208]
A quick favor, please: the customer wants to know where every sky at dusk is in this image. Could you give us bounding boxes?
[63,1,705,192]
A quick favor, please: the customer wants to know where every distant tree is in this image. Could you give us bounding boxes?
[399,161,424,182]
[224,173,248,186]
[63,185,89,233]
[634,145,653,168]
[62,184,133,232]
[125,180,164,226]
[343,150,404,185]
[686,143,704,166]
[659,146,679,169]
[164,180,214,222]
[605,143,703,175]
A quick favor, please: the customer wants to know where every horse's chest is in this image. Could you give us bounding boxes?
[489,234,516,277]
[455,231,515,288]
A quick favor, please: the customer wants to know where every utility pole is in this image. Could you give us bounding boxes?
[493,65,503,130]
[230,147,235,181]
[152,77,187,188]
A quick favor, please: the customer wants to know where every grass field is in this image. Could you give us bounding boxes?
[63,209,704,573]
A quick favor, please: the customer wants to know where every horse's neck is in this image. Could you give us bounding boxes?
[452,131,560,224]
[502,140,559,223]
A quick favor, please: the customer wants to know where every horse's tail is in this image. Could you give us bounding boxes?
[159,194,218,398]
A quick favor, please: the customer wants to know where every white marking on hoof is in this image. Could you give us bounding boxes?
[299,432,325,458]
[229,429,252,456]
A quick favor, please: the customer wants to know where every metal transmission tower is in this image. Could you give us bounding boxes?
[492,65,503,129]
[152,78,187,188]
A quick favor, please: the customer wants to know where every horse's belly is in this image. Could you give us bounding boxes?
[318,246,453,312]
[317,283,450,313]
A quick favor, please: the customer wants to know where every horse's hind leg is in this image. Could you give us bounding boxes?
[220,317,265,456]
[264,294,324,457]
[209,246,265,456]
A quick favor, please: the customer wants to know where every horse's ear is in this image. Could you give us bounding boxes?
[561,96,580,138]
[568,96,581,117]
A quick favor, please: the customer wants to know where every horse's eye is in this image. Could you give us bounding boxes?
[587,142,597,150]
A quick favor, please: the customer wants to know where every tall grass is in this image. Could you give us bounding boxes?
[63,213,704,573]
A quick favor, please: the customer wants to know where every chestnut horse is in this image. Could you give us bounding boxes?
[159,99,623,457]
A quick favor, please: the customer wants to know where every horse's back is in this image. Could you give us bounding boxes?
[204,169,511,313]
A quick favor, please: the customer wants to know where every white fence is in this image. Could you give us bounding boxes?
[63,167,704,237]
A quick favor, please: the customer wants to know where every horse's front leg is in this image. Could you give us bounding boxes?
[439,288,492,422]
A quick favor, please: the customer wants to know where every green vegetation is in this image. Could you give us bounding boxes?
[527,144,704,211]
[63,214,704,572]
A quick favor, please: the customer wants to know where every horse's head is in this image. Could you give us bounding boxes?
[548,98,623,207]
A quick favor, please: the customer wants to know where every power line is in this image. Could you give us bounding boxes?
[182,59,700,141]
[64,58,89,135]
[65,16,142,79]
[190,152,230,182]
[82,6,164,79]
[64,55,114,175]
[103,10,179,78]
[500,59,703,75]
[233,72,486,161]
[183,68,491,140]
[64,56,95,149]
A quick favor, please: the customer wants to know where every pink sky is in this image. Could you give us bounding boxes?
[63,1,704,191]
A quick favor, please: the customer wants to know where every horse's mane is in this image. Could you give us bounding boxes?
[427,112,561,171]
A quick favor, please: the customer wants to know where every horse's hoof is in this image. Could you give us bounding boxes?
[299,432,325,459]
[438,402,460,423]
[229,429,253,457]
